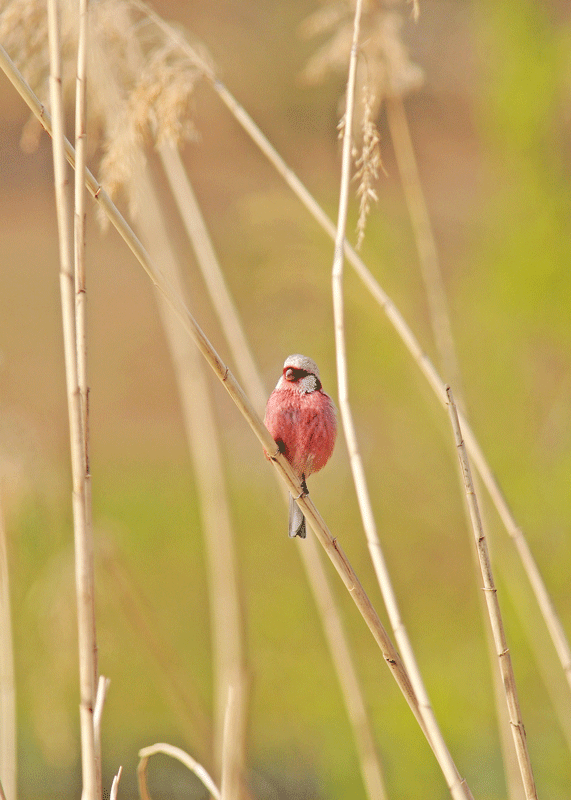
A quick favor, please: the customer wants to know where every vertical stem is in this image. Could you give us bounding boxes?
[46,2,98,798]
[386,96,462,392]
[331,4,473,799]
[109,766,123,800]
[74,3,100,795]
[75,0,89,462]
[446,387,538,799]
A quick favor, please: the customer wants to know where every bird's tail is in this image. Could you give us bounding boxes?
[288,493,306,538]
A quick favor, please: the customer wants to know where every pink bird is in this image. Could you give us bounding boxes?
[265,354,337,538]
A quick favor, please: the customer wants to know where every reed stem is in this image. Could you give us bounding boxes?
[44,4,98,796]
[447,387,538,800]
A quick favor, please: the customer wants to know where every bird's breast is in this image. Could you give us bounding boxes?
[264,387,337,477]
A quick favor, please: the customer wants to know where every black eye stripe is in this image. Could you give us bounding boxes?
[284,367,322,391]
[285,368,309,380]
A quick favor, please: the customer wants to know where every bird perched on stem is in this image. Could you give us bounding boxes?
[265,354,337,538]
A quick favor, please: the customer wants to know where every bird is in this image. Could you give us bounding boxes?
[264,354,337,538]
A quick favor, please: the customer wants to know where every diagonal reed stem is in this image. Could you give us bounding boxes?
[446,387,538,800]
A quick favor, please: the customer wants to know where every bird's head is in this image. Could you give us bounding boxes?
[278,354,322,393]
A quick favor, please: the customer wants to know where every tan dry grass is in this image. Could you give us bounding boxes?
[301,1,423,248]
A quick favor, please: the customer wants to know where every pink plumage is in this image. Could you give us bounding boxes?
[265,354,337,538]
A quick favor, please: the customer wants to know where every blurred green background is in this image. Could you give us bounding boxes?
[1,0,571,798]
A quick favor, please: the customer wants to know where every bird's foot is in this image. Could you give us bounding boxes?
[293,477,309,500]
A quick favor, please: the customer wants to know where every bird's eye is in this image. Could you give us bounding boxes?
[285,367,307,382]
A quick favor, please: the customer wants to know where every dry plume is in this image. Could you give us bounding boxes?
[0,0,212,208]
[300,1,423,245]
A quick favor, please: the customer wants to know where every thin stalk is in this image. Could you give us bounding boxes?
[0,49,438,755]
[332,4,472,799]
[220,687,239,800]
[74,0,101,794]
[386,95,462,393]
[109,766,122,800]
[159,143,387,800]
[0,500,16,800]
[447,387,538,800]
[44,6,98,799]
[75,0,89,463]
[93,675,110,762]
[138,744,221,800]
[133,164,249,796]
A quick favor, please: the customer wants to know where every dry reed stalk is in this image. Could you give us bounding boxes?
[132,164,249,796]
[93,675,110,762]
[332,3,472,799]
[75,0,89,458]
[158,145,388,800]
[73,0,102,794]
[446,387,538,800]
[110,765,122,800]
[44,4,98,798]
[0,48,441,755]
[0,501,15,800]
[220,686,241,800]
[138,743,221,800]
[385,95,462,394]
